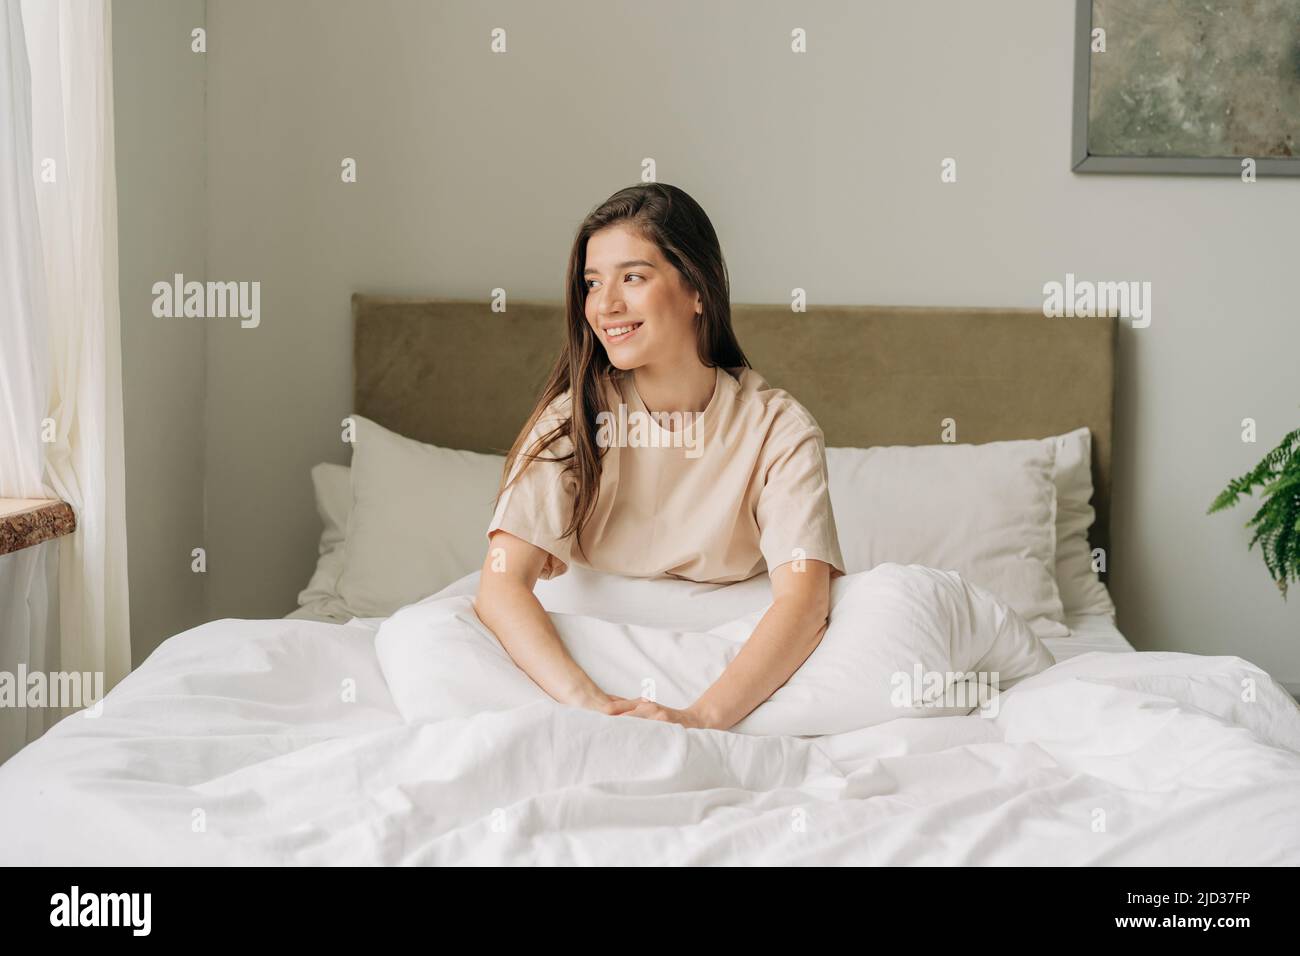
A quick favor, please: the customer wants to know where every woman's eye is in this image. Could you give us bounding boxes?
[586,274,641,288]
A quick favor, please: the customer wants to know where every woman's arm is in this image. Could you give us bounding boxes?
[619,560,832,730]
[473,530,631,714]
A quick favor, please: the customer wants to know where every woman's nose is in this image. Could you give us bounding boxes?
[596,286,624,315]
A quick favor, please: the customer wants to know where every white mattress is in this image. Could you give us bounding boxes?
[1042,612,1135,663]
[3,583,1298,865]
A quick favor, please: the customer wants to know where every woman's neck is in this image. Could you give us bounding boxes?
[632,361,716,419]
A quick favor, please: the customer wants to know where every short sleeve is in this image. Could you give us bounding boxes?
[486,411,577,579]
[756,423,846,577]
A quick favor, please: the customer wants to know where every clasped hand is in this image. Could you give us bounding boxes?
[588,693,715,729]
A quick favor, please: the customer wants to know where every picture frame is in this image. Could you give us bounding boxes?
[1071,0,1300,176]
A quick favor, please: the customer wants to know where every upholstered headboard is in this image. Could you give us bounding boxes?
[353,295,1117,558]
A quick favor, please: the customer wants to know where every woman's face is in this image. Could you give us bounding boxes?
[583,223,702,372]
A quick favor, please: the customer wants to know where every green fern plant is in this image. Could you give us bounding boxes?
[1208,423,1300,599]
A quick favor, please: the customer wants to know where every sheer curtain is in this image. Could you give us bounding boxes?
[0,0,47,498]
[1,0,130,721]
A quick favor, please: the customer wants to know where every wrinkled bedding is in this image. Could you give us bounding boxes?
[376,564,1055,736]
[2,567,1298,865]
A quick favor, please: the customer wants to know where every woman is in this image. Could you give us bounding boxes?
[473,183,845,731]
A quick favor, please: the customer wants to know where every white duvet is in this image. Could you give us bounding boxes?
[1,565,1299,865]
[376,564,1056,737]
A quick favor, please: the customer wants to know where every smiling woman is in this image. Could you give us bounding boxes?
[472,183,846,732]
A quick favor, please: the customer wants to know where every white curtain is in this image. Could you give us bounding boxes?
[2,0,131,708]
[0,0,47,498]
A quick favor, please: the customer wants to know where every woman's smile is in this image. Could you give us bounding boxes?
[602,321,643,344]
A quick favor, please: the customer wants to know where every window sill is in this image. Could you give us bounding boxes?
[0,499,76,557]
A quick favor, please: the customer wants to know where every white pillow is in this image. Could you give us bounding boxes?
[734,563,1055,735]
[313,421,1113,626]
[288,463,353,623]
[335,415,505,618]
[826,438,1068,638]
[1050,428,1116,618]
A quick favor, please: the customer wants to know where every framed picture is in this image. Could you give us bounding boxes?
[1072,0,1300,175]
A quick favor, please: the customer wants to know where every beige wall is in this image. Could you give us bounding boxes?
[121,1,1300,683]
[114,0,208,665]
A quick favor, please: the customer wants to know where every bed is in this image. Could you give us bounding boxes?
[2,297,1298,866]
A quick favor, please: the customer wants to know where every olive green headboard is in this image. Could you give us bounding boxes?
[353,294,1117,558]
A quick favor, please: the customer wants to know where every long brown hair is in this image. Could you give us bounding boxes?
[496,183,750,560]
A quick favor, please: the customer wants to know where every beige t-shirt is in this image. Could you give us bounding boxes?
[487,366,845,584]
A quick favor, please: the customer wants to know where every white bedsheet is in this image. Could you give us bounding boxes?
[1043,611,1135,662]
[1,572,1298,865]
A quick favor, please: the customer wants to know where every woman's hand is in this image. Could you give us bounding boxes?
[568,690,638,716]
[614,697,717,729]
[572,693,717,728]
